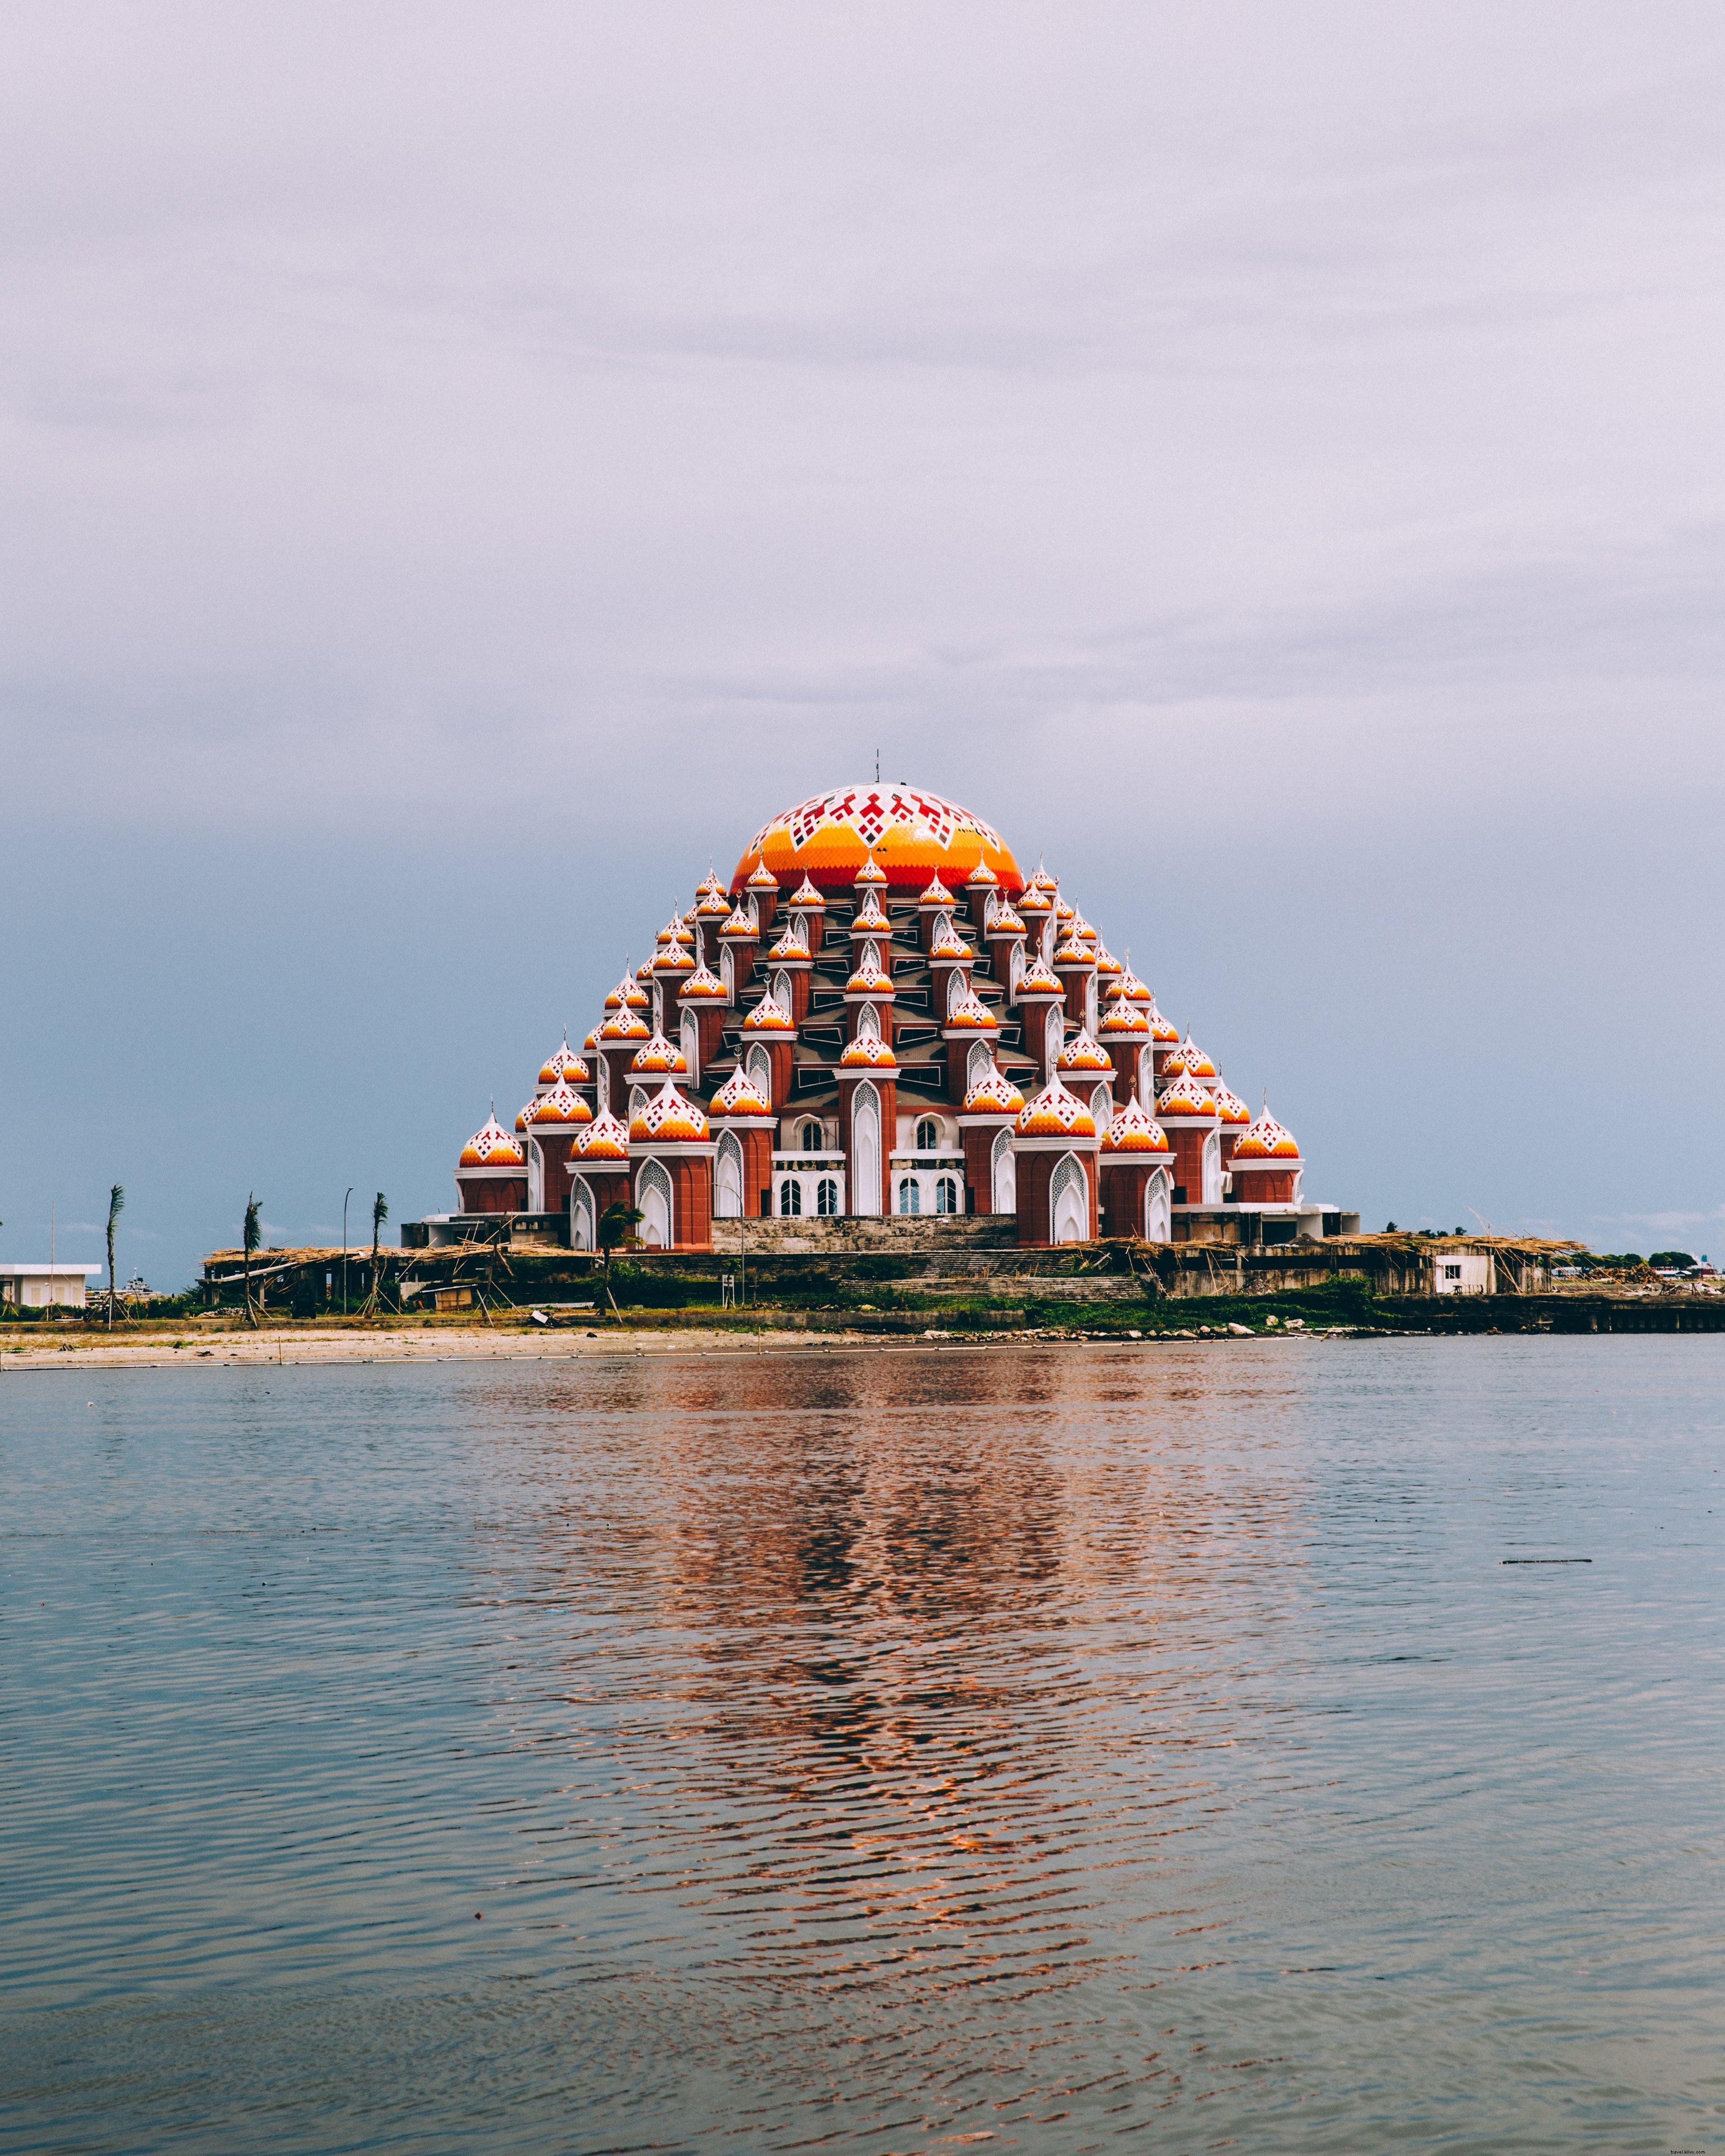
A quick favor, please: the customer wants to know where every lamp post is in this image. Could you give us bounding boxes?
[341,1186,353,1315]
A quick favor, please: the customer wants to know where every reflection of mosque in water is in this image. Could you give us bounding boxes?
[442,784,1313,1252]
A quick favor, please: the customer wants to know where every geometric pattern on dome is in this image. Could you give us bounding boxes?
[845,957,894,995]
[733,787,1020,895]
[965,857,998,887]
[943,987,1000,1031]
[1055,899,1074,923]
[1056,1029,1113,1072]
[768,923,811,962]
[1233,1105,1301,1159]
[719,904,759,938]
[598,1009,652,1041]
[679,963,729,1000]
[1016,886,1052,915]
[1098,996,1150,1036]
[1157,1066,1217,1118]
[1101,1096,1172,1155]
[1164,1033,1216,1081]
[1146,1000,1180,1043]
[459,1112,525,1168]
[1075,916,1097,943]
[963,1063,1025,1114]
[851,853,889,886]
[789,873,826,909]
[1053,932,1095,966]
[1016,1077,1097,1139]
[1028,865,1058,893]
[839,1031,899,1070]
[710,1066,776,1116]
[604,973,650,1011]
[741,991,795,1033]
[652,942,696,973]
[630,1032,688,1075]
[1214,1085,1251,1126]
[849,889,891,934]
[987,902,1026,937]
[929,923,975,962]
[1093,943,1121,975]
[696,886,733,917]
[513,1100,534,1133]
[629,1080,710,1145]
[636,956,658,981]
[661,913,694,946]
[582,1030,598,1051]
[575,1112,631,1162]
[537,1038,591,1086]
[746,860,779,889]
[1017,956,1064,995]
[918,873,954,906]
[528,1081,594,1126]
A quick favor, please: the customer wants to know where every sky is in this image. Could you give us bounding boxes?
[3,2,1723,1286]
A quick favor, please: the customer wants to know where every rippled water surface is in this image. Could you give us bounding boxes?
[3,1338,1723,2154]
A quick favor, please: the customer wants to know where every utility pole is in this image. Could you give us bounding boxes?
[342,1187,353,1315]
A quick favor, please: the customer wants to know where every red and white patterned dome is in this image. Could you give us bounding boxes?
[598,1008,651,1042]
[944,986,1000,1031]
[1214,1085,1251,1127]
[1233,1106,1301,1159]
[1158,1067,1218,1120]
[1116,958,1152,1004]
[846,954,894,995]
[966,856,998,888]
[987,902,1026,938]
[734,788,1020,895]
[513,1100,535,1134]
[603,974,649,1012]
[652,941,695,975]
[710,1066,775,1116]
[929,922,975,963]
[1016,1078,1096,1139]
[679,963,728,1000]
[1056,1030,1113,1073]
[630,1032,688,1076]
[839,1032,899,1070]
[741,992,795,1033]
[582,1030,599,1054]
[746,861,779,891]
[918,872,954,907]
[659,913,694,948]
[528,1082,593,1127]
[1164,1034,1217,1083]
[459,1112,525,1169]
[768,921,811,962]
[1147,1000,1180,1044]
[574,1111,631,1163]
[1101,1097,1172,1156]
[789,874,826,909]
[849,889,891,935]
[537,1037,590,1088]
[963,1064,1025,1114]
[1093,943,1121,978]
[851,853,889,888]
[719,904,759,940]
[696,885,733,920]
[1053,930,1095,966]
[1017,956,1064,998]
[630,1081,710,1145]
[1098,996,1150,1036]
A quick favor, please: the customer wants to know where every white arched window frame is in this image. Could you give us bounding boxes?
[526,1137,544,1213]
[628,1084,647,1126]
[1091,1082,1113,1137]
[721,944,735,999]
[852,1079,881,1216]
[571,1181,595,1252]
[680,1008,699,1086]
[636,1158,673,1249]
[817,1177,839,1217]
[991,1128,1016,1216]
[898,1177,920,1214]
[857,1001,881,1042]
[773,968,792,1010]
[747,1044,771,1098]
[1138,1044,1153,1107]
[650,983,663,1035]
[862,939,881,977]
[800,1119,823,1152]
[967,1040,993,1090]
[1009,943,1025,996]
[915,1116,940,1152]
[1202,1130,1223,1206]
[946,968,968,1018]
[1145,1168,1172,1244]
[1085,975,1099,1035]
[779,1178,802,1217]
[935,1176,959,1214]
[715,1131,743,1219]
[1045,1006,1064,1072]
[1050,1152,1089,1245]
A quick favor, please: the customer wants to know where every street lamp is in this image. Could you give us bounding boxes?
[341,1186,354,1315]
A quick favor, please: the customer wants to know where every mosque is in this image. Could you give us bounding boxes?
[445,784,1323,1252]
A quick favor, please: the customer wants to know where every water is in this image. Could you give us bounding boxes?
[2,1339,1722,2154]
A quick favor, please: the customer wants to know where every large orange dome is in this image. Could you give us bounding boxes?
[732,784,1022,895]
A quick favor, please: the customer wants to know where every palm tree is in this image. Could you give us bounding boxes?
[105,1184,125,1328]
[369,1192,388,1316]
[242,1194,262,1323]
[597,1200,642,1317]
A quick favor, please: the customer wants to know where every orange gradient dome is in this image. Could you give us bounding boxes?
[733,785,1021,896]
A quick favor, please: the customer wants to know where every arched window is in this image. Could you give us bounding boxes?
[1202,1130,1223,1206]
[680,1009,699,1086]
[1085,974,1098,1035]
[946,966,966,1017]
[817,1177,838,1217]
[1050,1152,1088,1244]
[915,1117,939,1151]
[1145,1168,1172,1243]
[852,1080,881,1215]
[571,1182,595,1252]
[1138,1043,1152,1107]
[773,968,792,1010]
[747,1044,771,1098]
[715,1131,743,1218]
[862,939,881,977]
[526,1137,544,1214]
[636,1159,672,1249]
[1009,942,1024,995]
[991,1128,1015,1215]
[779,1178,802,1217]
[800,1119,823,1152]
[898,1178,920,1214]
[1091,1082,1113,1136]
[628,1085,647,1125]
[857,1001,880,1042]
[721,943,734,998]
[1045,1006,1063,1071]
[967,1040,993,1091]
[935,1176,958,1214]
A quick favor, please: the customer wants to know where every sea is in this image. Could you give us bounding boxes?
[2,1338,1721,2155]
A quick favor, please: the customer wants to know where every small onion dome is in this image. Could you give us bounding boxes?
[1098,996,1150,1037]
[918,872,954,908]
[1214,1085,1251,1127]
[1016,885,1052,917]
[719,903,758,940]
[1017,955,1064,997]
[746,861,779,892]
[599,1008,651,1041]
[1146,999,1180,1044]
[652,941,696,974]
[1102,1097,1172,1156]
[1166,1033,1217,1082]
[930,922,975,963]
[630,1080,709,1145]
[849,888,891,935]
[965,856,999,889]
[1075,916,1097,944]
[1016,1078,1096,1139]
[1057,1030,1113,1074]
[696,869,726,900]
[635,956,658,983]
[944,987,1000,1032]
[788,873,826,910]
[604,974,650,1011]
[528,1081,593,1127]
[852,852,889,888]
[1116,958,1152,1004]
[741,991,795,1033]
[582,1030,599,1052]
[575,1111,631,1162]
[630,1031,687,1076]
[679,962,728,1000]
[696,886,733,919]
[1053,930,1095,966]
[513,1100,534,1134]
[460,1112,525,1168]
[1093,943,1121,979]
[964,1064,1025,1115]
[661,913,694,947]
[768,922,811,962]
[987,901,1026,938]
[1028,863,1059,894]
[538,1037,590,1087]
[839,1031,899,1071]
[846,955,894,994]
[1234,1106,1301,1159]
[1055,898,1074,924]
[710,1066,774,1117]
[1158,1067,1217,1119]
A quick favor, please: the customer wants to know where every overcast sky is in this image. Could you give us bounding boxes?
[3,3,1723,1285]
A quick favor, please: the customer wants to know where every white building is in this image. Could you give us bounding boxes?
[0,1263,102,1308]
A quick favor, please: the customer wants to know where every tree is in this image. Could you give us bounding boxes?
[242,1194,262,1323]
[597,1200,643,1316]
[105,1184,125,1328]
[1650,1249,1697,1271]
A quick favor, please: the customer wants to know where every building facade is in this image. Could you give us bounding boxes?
[444,784,1319,1251]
